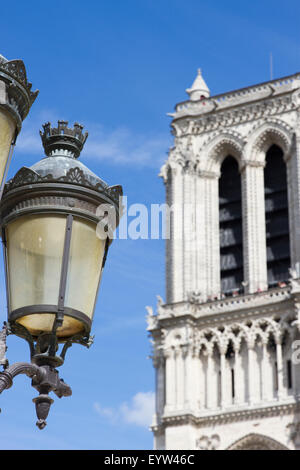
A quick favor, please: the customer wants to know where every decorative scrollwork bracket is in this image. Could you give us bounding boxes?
[0,322,72,430]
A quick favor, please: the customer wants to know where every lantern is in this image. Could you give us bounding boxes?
[0,121,122,428]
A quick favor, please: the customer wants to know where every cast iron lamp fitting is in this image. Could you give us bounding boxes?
[0,118,122,429]
[0,323,72,430]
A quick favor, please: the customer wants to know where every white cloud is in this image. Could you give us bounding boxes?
[83,124,169,168]
[120,391,155,427]
[93,402,119,425]
[94,391,155,428]
[15,112,170,168]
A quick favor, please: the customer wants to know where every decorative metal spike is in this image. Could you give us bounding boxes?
[32,394,54,430]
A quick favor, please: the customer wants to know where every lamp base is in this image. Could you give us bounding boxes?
[5,321,94,368]
[31,353,64,368]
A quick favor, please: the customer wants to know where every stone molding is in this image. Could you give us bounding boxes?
[152,401,298,429]
[146,286,293,331]
[227,433,289,450]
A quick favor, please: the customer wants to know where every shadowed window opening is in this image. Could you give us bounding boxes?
[264,144,290,287]
[219,156,243,295]
[274,361,278,391]
[287,359,292,389]
[231,368,235,398]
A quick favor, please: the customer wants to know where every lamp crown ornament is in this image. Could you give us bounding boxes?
[0,53,38,200]
[40,120,89,159]
[0,53,39,129]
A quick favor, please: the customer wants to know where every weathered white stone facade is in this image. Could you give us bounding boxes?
[147,71,300,450]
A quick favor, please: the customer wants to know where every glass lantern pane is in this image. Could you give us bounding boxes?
[0,109,15,186]
[64,217,105,320]
[7,214,66,310]
[6,214,106,338]
[6,214,72,336]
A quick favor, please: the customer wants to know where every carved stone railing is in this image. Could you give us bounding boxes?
[196,285,291,316]
[171,73,300,120]
[148,286,292,327]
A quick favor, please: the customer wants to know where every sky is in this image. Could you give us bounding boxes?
[0,0,300,450]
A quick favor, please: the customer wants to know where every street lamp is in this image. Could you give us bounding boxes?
[0,121,122,429]
[0,54,38,197]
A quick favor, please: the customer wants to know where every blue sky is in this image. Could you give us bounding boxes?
[0,0,300,450]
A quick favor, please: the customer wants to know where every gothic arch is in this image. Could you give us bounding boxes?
[199,131,245,174]
[246,119,294,163]
[227,433,288,450]
[197,317,290,355]
[252,317,281,342]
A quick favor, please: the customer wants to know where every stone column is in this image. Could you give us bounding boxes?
[176,347,184,410]
[194,173,207,299]
[286,132,300,271]
[203,172,221,299]
[194,348,202,411]
[220,347,227,409]
[247,339,256,405]
[275,338,284,400]
[164,348,176,413]
[291,328,298,398]
[153,354,165,425]
[183,345,194,411]
[233,343,242,405]
[198,349,206,411]
[241,161,268,293]
[206,345,214,410]
[164,164,184,304]
[261,338,269,402]
[182,166,195,297]
[166,163,221,303]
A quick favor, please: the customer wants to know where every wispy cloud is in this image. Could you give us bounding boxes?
[85,125,169,168]
[94,391,155,428]
[120,392,155,427]
[94,402,119,425]
[15,112,170,168]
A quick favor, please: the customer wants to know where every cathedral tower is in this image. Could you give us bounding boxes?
[147,69,300,450]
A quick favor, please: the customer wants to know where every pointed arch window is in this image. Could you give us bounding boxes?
[264,144,290,287]
[219,156,243,295]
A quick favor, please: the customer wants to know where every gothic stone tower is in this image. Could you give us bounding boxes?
[147,69,300,450]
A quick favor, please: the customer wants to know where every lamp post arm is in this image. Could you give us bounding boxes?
[0,361,72,430]
[0,362,46,393]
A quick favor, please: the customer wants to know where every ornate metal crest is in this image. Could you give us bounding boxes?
[0,58,38,106]
[3,166,123,204]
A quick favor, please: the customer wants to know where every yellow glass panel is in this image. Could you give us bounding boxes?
[7,215,71,336]
[16,313,84,338]
[6,214,105,338]
[0,109,15,186]
[7,215,66,311]
[64,218,105,320]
